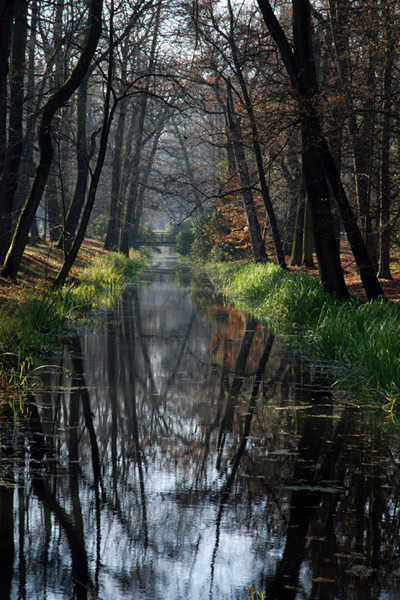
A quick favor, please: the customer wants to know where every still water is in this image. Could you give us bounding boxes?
[1,256,400,599]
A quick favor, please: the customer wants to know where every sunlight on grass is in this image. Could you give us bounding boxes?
[209,262,400,411]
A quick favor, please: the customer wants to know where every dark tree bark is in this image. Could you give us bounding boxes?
[0,0,16,176]
[58,76,90,253]
[378,6,394,280]
[104,94,127,251]
[53,26,115,288]
[256,0,383,300]
[0,0,28,261]
[1,0,103,280]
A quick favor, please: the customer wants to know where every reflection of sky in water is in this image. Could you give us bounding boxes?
[5,269,400,599]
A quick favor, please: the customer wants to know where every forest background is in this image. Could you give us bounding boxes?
[0,0,400,302]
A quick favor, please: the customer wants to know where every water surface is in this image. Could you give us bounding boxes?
[1,258,399,599]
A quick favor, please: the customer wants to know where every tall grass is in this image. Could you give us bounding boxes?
[209,262,400,409]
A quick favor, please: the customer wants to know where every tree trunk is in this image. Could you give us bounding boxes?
[227,0,286,268]
[58,76,90,253]
[378,8,394,280]
[53,10,115,288]
[257,0,383,301]
[290,178,306,267]
[1,0,103,280]
[302,196,314,268]
[226,84,266,262]
[119,2,161,256]
[301,121,348,297]
[104,96,127,251]
[0,0,28,261]
[0,0,16,175]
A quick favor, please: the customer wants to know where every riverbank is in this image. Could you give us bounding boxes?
[0,240,147,394]
[208,261,400,413]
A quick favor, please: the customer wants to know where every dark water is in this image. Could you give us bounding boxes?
[1,257,400,599]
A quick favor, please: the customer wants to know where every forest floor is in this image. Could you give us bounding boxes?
[0,238,107,304]
[290,244,400,303]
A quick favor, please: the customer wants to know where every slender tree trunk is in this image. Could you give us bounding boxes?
[0,0,16,176]
[226,84,266,262]
[227,0,286,267]
[1,0,103,280]
[129,112,167,248]
[53,13,115,288]
[290,178,306,266]
[378,8,394,279]
[0,0,28,261]
[104,96,127,251]
[302,196,314,268]
[58,76,90,253]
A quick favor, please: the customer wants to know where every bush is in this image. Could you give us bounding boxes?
[176,229,195,256]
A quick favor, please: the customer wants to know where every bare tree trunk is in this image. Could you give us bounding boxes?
[1,0,103,280]
[104,95,127,251]
[257,0,383,300]
[378,6,394,280]
[53,10,115,288]
[58,76,90,253]
[226,84,266,262]
[0,0,16,176]
[0,0,28,261]
[227,0,286,267]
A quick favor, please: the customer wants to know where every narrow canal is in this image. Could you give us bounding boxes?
[1,255,400,599]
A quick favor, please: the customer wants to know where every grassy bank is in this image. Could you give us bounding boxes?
[0,241,147,395]
[209,262,400,412]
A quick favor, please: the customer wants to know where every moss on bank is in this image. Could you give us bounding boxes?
[209,262,400,412]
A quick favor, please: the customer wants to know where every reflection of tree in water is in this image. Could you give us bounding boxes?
[1,277,400,599]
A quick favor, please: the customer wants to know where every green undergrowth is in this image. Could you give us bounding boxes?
[0,250,147,399]
[209,262,400,412]
[71,249,147,306]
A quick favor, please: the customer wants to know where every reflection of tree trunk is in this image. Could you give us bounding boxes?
[217,317,259,464]
[32,479,91,600]
[0,473,14,598]
[210,333,274,595]
[24,391,92,599]
[68,336,102,486]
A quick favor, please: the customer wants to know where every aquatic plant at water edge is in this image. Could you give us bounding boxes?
[209,262,400,409]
